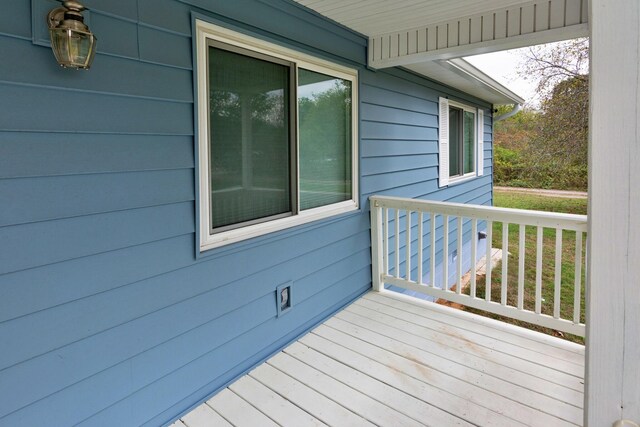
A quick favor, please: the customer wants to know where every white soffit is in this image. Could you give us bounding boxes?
[296,0,541,35]
[294,0,589,68]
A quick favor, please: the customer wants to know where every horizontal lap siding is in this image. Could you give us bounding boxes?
[0,1,368,426]
[359,68,493,284]
[0,170,195,227]
[360,68,493,203]
[0,37,194,102]
[1,232,372,425]
[0,2,30,39]
[0,133,194,179]
[0,84,193,134]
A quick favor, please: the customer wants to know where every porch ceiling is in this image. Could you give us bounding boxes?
[293,0,589,105]
[296,0,549,36]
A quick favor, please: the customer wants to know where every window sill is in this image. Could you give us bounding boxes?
[199,200,359,252]
[447,173,478,186]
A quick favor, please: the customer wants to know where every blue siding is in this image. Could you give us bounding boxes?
[0,38,193,102]
[0,170,194,226]
[0,1,30,39]
[0,1,492,426]
[0,133,194,178]
[360,68,493,202]
[358,66,493,296]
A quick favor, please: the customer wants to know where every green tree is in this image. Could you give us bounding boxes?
[538,76,589,166]
[494,38,589,190]
[525,38,589,189]
[519,38,588,102]
[493,108,541,187]
[298,81,351,179]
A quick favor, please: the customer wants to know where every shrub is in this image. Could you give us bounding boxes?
[494,146,524,184]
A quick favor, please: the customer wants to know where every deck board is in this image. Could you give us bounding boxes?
[268,352,422,426]
[343,301,585,404]
[251,363,374,426]
[321,317,580,426]
[181,404,232,427]
[300,331,517,427]
[355,296,585,390]
[364,292,585,361]
[207,389,279,427]
[347,300,583,377]
[229,375,326,427]
[283,341,474,427]
[172,291,585,427]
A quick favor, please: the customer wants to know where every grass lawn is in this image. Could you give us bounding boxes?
[493,191,587,214]
[462,190,588,344]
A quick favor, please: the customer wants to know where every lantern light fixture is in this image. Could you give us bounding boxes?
[48,0,97,70]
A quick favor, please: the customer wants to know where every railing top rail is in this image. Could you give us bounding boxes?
[370,195,587,232]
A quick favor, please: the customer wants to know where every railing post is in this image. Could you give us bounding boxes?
[370,199,384,292]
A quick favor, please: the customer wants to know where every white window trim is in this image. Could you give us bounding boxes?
[438,98,484,187]
[195,19,359,252]
[478,108,484,176]
[447,172,477,185]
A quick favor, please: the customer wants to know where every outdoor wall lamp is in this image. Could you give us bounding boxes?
[48,0,97,69]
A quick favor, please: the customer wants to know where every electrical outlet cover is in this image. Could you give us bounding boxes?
[276,282,293,317]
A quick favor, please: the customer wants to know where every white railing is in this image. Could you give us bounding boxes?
[370,195,588,337]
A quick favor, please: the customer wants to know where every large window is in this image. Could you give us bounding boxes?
[196,20,358,251]
[438,97,484,187]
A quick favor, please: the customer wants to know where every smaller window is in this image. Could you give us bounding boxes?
[448,105,476,178]
[438,98,484,187]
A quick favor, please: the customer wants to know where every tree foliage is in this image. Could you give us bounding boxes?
[519,38,589,101]
[538,75,589,166]
[298,81,351,179]
[494,38,589,190]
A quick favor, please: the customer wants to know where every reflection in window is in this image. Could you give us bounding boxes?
[298,69,352,210]
[448,105,476,177]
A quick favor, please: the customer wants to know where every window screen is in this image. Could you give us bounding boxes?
[208,45,292,231]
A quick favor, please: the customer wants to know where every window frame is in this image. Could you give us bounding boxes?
[447,100,477,184]
[438,97,484,187]
[205,40,298,235]
[195,19,359,252]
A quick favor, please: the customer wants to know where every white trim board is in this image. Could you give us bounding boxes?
[586,0,640,424]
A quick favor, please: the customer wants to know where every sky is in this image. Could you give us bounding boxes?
[465,47,539,107]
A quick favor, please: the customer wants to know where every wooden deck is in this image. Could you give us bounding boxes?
[170,291,585,427]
